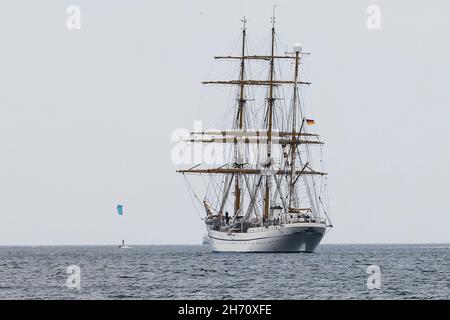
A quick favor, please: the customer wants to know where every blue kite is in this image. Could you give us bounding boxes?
[117,204,123,216]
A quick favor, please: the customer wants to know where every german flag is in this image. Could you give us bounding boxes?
[305,119,316,125]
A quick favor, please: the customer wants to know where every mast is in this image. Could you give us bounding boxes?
[267,11,276,150]
[238,17,246,130]
[234,17,247,217]
[289,45,301,209]
[264,8,277,222]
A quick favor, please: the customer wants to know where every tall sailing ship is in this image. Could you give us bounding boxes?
[177,15,332,252]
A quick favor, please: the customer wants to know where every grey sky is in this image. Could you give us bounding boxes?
[0,0,449,245]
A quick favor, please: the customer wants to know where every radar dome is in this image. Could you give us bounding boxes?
[293,43,302,53]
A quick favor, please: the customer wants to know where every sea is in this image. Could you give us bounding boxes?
[0,244,448,300]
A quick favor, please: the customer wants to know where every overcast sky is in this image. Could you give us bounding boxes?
[0,0,449,245]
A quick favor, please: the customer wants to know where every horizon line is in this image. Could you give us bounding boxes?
[0,242,449,247]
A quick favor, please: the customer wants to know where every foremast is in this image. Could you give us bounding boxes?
[234,17,247,220]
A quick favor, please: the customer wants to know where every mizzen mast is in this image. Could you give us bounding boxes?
[234,17,247,218]
[289,44,302,209]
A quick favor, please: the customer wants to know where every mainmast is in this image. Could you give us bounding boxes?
[267,11,276,155]
[264,9,277,222]
[289,45,301,209]
[234,17,247,217]
[238,17,247,130]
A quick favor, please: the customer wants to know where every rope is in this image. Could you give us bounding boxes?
[182,174,204,219]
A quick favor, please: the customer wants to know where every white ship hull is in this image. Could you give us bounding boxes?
[206,222,326,253]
